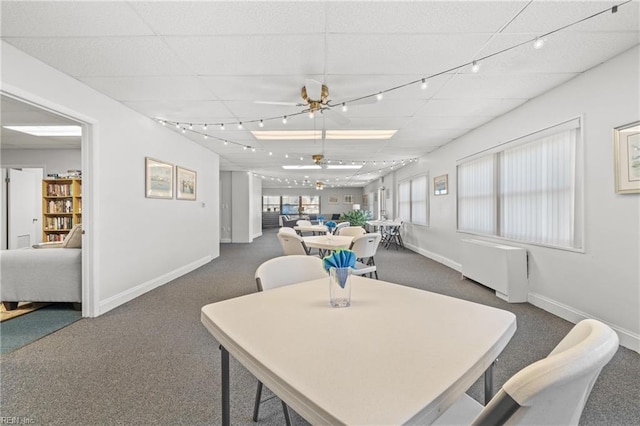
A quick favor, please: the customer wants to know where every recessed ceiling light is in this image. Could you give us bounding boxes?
[282,165,322,170]
[3,125,81,137]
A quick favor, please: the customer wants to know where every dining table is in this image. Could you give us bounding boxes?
[201,276,517,425]
[293,224,328,235]
[302,234,353,253]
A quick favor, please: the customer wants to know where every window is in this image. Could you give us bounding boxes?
[266,195,322,215]
[397,174,429,225]
[281,196,299,215]
[301,195,320,214]
[457,120,581,249]
[262,196,280,213]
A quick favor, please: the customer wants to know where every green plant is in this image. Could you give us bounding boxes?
[339,209,372,227]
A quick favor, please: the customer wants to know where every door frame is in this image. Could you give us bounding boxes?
[1,88,97,317]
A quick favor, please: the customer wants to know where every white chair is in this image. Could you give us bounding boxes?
[296,219,312,227]
[278,227,297,235]
[349,233,382,279]
[338,226,366,237]
[277,232,310,255]
[434,319,619,426]
[333,221,350,235]
[253,255,327,424]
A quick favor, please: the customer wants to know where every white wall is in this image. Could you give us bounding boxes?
[383,46,640,351]
[2,42,220,316]
[1,148,80,176]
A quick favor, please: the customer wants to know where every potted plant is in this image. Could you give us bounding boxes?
[339,209,372,227]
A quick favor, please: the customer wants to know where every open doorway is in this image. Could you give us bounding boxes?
[1,93,88,319]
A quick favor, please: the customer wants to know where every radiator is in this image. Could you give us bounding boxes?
[461,239,528,303]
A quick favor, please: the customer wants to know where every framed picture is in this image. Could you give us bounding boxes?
[328,195,340,205]
[176,166,197,200]
[434,174,448,196]
[614,121,640,194]
[145,157,173,199]
[343,194,354,204]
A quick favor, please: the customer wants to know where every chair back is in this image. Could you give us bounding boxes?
[333,222,350,235]
[350,233,382,258]
[278,227,297,235]
[255,255,326,291]
[277,232,309,255]
[338,226,366,237]
[296,219,312,227]
[474,319,619,426]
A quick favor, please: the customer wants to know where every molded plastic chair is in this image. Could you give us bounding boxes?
[277,232,310,255]
[349,233,382,279]
[253,255,327,424]
[296,219,312,227]
[434,319,619,426]
[278,226,297,235]
[333,221,350,235]
[338,226,366,237]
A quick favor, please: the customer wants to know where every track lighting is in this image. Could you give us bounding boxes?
[342,103,348,112]
[376,92,384,101]
[471,61,480,73]
[533,38,545,49]
[421,78,428,90]
[282,116,288,124]
[203,124,207,130]
[220,123,225,130]
[238,122,243,129]
[259,119,264,128]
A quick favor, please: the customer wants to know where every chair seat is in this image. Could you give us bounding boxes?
[432,393,482,425]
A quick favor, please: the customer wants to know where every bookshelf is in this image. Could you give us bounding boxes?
[42,178,82,242]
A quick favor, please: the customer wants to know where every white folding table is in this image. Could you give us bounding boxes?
[201,276,516,425]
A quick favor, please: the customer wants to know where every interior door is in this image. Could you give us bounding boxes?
[8,168,38,249]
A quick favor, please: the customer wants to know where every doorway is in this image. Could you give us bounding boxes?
[1,92,92,316]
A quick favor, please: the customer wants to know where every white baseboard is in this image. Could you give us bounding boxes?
[405,243,639,354]
[404,242,462,272]
[528,292,639,353]
[98,255,213,315]
[220,238,232,243]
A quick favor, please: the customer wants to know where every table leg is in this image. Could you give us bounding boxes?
[220,345,230,426]
[484,360,496,405]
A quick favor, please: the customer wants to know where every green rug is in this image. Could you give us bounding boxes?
[0,304,81,354]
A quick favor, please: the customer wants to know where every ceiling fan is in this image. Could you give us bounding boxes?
[255,78,351,125]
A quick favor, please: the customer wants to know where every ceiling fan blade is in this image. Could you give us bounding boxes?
[254,100,300,106]
[323,108,350,126]
[305,79,323,100]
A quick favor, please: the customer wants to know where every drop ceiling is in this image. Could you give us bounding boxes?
[1,1,638,188]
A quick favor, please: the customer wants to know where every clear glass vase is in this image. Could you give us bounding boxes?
[329,267,352,307]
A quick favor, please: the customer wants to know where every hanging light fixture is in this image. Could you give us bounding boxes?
[315,181,325,190]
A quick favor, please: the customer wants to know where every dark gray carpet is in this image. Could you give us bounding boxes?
[0,228,638,425]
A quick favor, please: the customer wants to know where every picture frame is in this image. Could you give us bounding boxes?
[145,157,173,199]
[434,174,448,196]
[176,166,197,200]
[343,194,354,205]
[613,121,640,194]
[328,195,340,205]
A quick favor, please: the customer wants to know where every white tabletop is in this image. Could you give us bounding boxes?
[303,235,353,250]
[294,224,328,233]
[201,277,516,425]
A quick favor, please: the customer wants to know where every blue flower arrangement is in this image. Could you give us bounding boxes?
[325,220,337,233]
